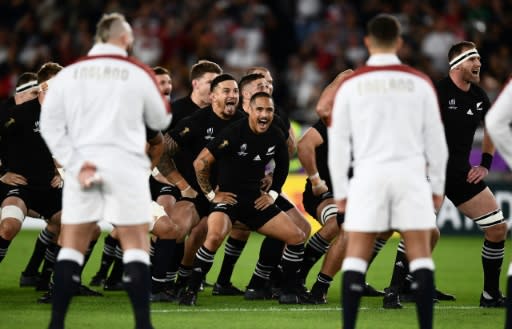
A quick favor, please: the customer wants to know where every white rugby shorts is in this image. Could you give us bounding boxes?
[62,163,152,226]
[344,166,436,232]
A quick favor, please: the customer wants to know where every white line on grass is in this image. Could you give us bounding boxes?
[152,305,482,313]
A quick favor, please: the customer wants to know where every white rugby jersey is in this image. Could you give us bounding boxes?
[328,54,448,199]
[485,77,512,166]
[40,43,171,171]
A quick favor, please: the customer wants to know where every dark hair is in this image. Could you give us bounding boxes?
[153,66,170,76]
[16,72,37,87]
[210,73,236,92]
[239,73,265,92]
[37,62,63,84]
[448,41,476,62]
[367,14,401,47]
[190,60,222,82]
[249,91,272,105]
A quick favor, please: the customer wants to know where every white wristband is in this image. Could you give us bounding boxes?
[308,172,320,180]
[206,190,216,202]
[268,190,279,201]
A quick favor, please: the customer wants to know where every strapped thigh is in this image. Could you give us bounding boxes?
[473,209,504,229]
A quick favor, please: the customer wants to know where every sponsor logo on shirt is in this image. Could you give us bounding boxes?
[33,121,40,133]
[253,154,261,161]
[448,98,457,110]
[265,145,275,156]
[476,102,483,111]
[237,143,248,156]
[466,109,474,115]
[204,127,214,140]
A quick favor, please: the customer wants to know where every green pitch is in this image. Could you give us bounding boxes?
[0,230,507,329]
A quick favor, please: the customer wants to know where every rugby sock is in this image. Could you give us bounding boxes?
[369,238,388,264]
[389,239,408,292]
[216,237,247,285]
[189,246,216,292]
[300,233,330,282]
[311,272,333,296]
[39,243,58,289]
[506,264,512,329]
[23,227,55,274]
[49,248,83,329]
[175,264,192,288]
[482,239,505,296]
[410,258,435,329]
[0,236,12,263]
[341,257,367,329]
[247,237,284,289]
[93,235,118,279]
[151,238,176,293]
[122,249,153,329]
[106,246,124,285]
[281,243,304,293]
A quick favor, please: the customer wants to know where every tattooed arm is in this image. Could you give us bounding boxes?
[157,132,196,197]
[193,147,237,204]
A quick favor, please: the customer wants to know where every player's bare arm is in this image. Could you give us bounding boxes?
[316,69,353,125]
[297,127,328,196]
[146,131,164,169]
[193,147,236,204]
[467,126,496,184]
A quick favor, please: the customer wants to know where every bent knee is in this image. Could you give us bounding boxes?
[484,222,507,241]
[0,218,22,240]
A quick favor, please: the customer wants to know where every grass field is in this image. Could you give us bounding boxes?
[0,230,508,329]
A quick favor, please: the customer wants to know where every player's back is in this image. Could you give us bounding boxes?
[336,65,440,171]
[43,50,170,163]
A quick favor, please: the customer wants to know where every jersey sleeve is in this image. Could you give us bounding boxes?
[422,81,448,195]
[327,85,352,200]
[486,79,512,166]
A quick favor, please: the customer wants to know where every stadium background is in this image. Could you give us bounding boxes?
[2,0,512,235]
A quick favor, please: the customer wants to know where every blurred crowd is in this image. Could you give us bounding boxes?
[0,0,512,124]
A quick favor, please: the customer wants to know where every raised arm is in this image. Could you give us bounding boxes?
[316,69,354,125]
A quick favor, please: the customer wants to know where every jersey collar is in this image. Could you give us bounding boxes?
[366,54,401,66]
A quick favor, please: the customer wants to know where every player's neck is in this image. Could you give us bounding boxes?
[449,72,471,92]
[190,92,209,109]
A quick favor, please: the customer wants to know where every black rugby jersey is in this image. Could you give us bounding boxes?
[168,95,201,130]
[206,118,289,196]
[0,98,56,187]
[169,107,244,191]
[436,76,490,167]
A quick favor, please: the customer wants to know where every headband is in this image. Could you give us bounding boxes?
[449,48,479,70]
[15,80,38,93]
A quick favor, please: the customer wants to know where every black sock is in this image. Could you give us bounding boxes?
[123,261,153,329]
[216,237,247,285]
[506,267,512,329]
[389,239,408,291]
[411,268,434,329]
[0,236,12,263]
[23,228,55,274]
[311,272,333,296]
[369,238,387,264]
[342,270,365,329]
[106,246,124,283]
[151,238,176,293]
[39,243,58,288]
[48,260,81,329]
[175,264,192,288]
[188,246,216,292]
[482,239,505,295]
[300,233,329,282]
[281,243,304,293]
[247,237,284,289]
[94,235,118,278]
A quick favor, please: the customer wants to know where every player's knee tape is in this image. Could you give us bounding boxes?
[320,204,338,225]
[150,201,166,232]
[1,205,25,223]
[473,209,504,229]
